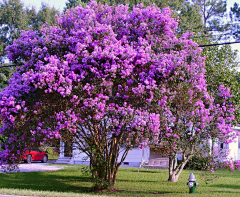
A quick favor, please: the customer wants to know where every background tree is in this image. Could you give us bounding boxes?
[204,45,240,121]
[230,2,240,41]
[64,0,82,11]
[0,0,59,62]
[192,0,228,35]
[0,0,28,62]
[28,3,59,31]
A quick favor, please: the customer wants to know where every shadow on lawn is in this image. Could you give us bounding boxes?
[105,189,172,196]
[0,170,93,193]
[0,170,175,196]
[0,167,180,196]
[209,184,240,190]
[118,179,159,183]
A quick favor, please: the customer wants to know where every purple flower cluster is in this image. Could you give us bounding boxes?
[0,1,237,166]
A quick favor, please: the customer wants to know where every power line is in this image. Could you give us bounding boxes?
[0,64,17,68]
[192,32,233,39]
[182,22,240,33]
[198,41,240,47]
[180,22,240,33]
[0,41,239,69]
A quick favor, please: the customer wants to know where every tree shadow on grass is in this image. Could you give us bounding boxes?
[133,169,168,174]
[209,184,240,190]
[117,179,159,183]
[0,167,176,196]
[0,170,176,196]
[0,170,93,193]
[104,189,172,196]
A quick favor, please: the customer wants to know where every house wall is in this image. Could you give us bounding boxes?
[72,146,150,167]
[212,127,240,162]
[228,139,239,161]
[230,127,240,161]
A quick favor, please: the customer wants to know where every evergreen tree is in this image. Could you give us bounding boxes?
[64,0,82,11]
[0,0,28,62]
[35,3,59,30]
[0,0,59,62]
[191,0,230,41]
[230,2,240,41]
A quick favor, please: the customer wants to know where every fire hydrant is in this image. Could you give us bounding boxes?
[186,172,198,194]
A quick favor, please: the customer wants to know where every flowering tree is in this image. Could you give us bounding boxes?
[154,80,236,181]
[0,1,168,189]
[0,1,236,189]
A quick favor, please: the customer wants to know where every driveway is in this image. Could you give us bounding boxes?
[0,163,65,173]
[0,195,36,197]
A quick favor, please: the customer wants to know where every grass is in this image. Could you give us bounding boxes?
[48,154,59,160]
[45,147,59,160]
[0,165,240,196]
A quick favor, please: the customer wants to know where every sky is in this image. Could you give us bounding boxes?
[23,0,66,11]
[22,0,240,54]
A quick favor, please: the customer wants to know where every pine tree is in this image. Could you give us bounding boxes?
[230,2,240,41]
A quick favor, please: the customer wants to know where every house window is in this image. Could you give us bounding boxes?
[220,143,224,149]
[220,143,228,149]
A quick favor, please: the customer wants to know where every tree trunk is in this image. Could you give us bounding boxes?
[168,154,191,182]
[89,139,129,191]
[168,156,179,182]
[168,172,179,182]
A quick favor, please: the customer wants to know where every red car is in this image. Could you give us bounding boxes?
[21,149,48,163]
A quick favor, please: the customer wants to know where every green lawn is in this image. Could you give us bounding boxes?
[0,165,240,196]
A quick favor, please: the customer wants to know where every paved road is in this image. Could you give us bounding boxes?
[0,162,64,173]
[0,195,37,197]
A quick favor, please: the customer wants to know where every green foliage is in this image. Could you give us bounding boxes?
[192,0,227,27]
[230,2,240,41]
[64,0,83,11]
[45,147,59,160]
[0,0,59,62]
[186,155,212,171]
[0,0,28,62]
[0,133,7,151]
[27,3,59,31]
[0,66,13,89]
[191,0,230,42]
[204,45,240,122]
[199,171,220,185]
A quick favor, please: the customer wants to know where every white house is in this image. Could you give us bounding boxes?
[56,140,150,167]
[55,127,240,165]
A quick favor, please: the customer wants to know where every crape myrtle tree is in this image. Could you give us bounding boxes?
[155,79,236,182]
[0,1,172,189]
[0,0,236,188]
